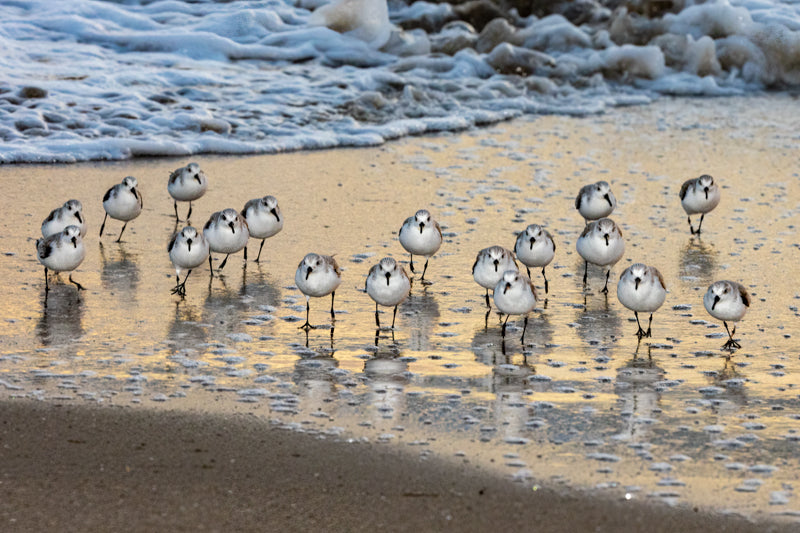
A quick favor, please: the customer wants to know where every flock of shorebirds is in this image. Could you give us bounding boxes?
[34,163,749,351]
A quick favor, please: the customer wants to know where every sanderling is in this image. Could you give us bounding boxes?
[704,280,750,350]
[168,162,208,221]
[514,224,556,294]
[680,174,720,235]
[366,257,411,329]
[493,270,538,341]
[41,199,86,238]
[168,226,210,296]
[203,209,249,275]
[398,209,443,283]
[36,225,85,292]
[576,181,616,222]
[617,263,667,339]
[295,253,342,330]
[242,195,283,262]
[100,176,143,242]
[472,246,518,307]
[576,217,625,293]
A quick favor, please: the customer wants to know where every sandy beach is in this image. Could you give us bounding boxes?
[2,94,800,530]
[1,399,795,533]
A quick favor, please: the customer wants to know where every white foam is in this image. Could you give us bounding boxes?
[0,0,799,163]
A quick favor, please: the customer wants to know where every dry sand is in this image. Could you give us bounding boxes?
[0,400,794,533]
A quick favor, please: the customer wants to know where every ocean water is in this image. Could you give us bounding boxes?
[1,0,799,163]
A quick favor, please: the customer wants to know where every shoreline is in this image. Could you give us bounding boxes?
[0,399,794,532]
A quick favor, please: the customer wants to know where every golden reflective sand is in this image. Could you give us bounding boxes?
[2,95,799,523]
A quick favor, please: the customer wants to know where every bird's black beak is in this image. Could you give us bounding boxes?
[604,193,612,207]
[604,234,609,246]
[712,294,719,310]
[704,186,709,200]
[306,266,312,280]
[194,173,202,184]
[71,237,77,248]
[634,277,641,290]
[75,212,82,224]
[385,271,391,286]
[493,259,499,272]
[228,221,235,234]
[187,238,192,252]
[529,237,535,250]
[503,282,510,294]
[419,222,425,234]
[271,208,280,222]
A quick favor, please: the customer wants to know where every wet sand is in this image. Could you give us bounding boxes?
[0,399,793,533]
[3,94,800,530]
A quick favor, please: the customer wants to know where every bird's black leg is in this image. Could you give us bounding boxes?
[409,254,415,273]
[646,313,653,338]
[374,302,380,328]
[330,291,336,319]
[299,299,314,330]
[69,274,85,291]
[116,222,128,243]
[602,269,610,294]
[634,311,646,338]
[722,321,740,350]
[173,201,180,221]
[583,261,588,286]
[696,213,705,235]
[421,258,430,282]
[44,267,49,292]
[525,266,531,278]
[255,240,266,262]
[391,305,398,329]
[501,314,510,337]
[243,246,248,261]
[208,255,214,277]
[542,267,549,294]
[521,315,528,343]
[219,254,230,270]
[186,202,193,221]
[99,213,108,237]
[688,215,695,234]
[484,289,490,308]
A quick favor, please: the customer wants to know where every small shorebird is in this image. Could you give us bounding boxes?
[514,223,556,294]
[36,225,86,292]
[41,199,86,238]
[493,269,538,341]
[100,176,143,242]
[241,195,283,262]
[576,217,625,293]
[365,257,411,329]
[576,181,616,223]
[398,209,443,283]
[295,253,342,330]
[203,209,249,276]
[680,174,720,235]
[168,162,208,221]
[617,263,667,339]
[168,226,210,296]
[704,280,750,350]
[472,246,518,308]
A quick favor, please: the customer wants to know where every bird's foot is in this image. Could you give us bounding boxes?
[722,339,741,351]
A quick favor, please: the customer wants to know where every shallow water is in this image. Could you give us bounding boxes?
[2,95,800,522]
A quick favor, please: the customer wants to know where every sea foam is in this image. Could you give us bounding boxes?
[0,0,799,163]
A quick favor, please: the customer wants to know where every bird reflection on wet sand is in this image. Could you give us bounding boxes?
[36,285,84,347]
[100,242,140,293]
[399,288,439,351]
